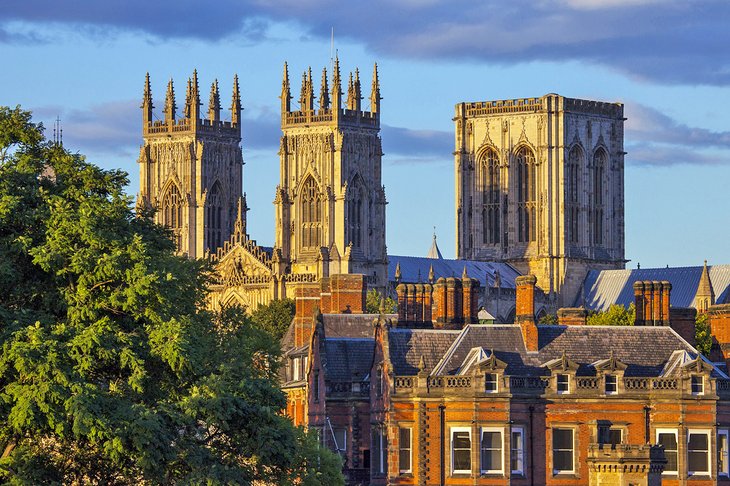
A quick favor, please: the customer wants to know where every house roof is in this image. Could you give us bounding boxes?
[387,255,521,289]
[388,324,721,378]
[323,338,375,382]
[579,264,730,311]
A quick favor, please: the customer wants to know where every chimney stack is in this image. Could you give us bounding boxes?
[516,275,539,352]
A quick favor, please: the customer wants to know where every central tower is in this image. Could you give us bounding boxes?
[275,59,387,287]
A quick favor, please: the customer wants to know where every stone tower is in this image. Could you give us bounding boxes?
[137,71,245,258]
[274,59,388,287]
[455,94,625,306]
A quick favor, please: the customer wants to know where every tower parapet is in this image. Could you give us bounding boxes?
[281,57,380,129]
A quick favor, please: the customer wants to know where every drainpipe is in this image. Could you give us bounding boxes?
[439,404,446,486]
[529,405,535,486]
[644,405,651,443]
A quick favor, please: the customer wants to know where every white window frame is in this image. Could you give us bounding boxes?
[293,357,300,381]
[691,375,704,396]
[604,374,618,395]
[451,427,472,475]
[719,429,729,477]
[399,427,412,474]
[485,373,499,393]
[480,427,504,474]
[333,428,347,452]
[511,426,525,475]
[656,428,678,475]
[552,428,575,475]
[556,374,570,394]
[687,428,711,476]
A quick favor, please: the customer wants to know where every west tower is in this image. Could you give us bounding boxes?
[137,71,245,258]
[274,59,387,287]
[455,95,625,306]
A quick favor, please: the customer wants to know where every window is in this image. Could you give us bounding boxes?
[557,374,570,394]
[206,181,223,251]
[372,429,385,475]
[598,425,622,447]
[605,374,617,395]
[485,373,498,393]
[480,149,500,245]
[376,367,383,397]
[516,146,537,243]
[511,427,525,475]
[688,429,711,476]
[347,177,364,248]
[566,146,582,244]
[691,375,704,395]
[313,371,319,402]
[161,183,183,249]
[656,429,678,474]
[292,357,300,381]
[451,427,472,474]
[300,177,322,249]
[480,428,503,474]
[399,427,412,474]
[719,429,729,477]
[552,428,574,474]
[333,428,346,452]
[591,149,606,246]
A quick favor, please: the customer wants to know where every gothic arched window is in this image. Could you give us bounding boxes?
[567,146,582,244]
[162,183,183,249]
[300,177,322,249]
[206,182,223,251]
[592,148,606,246]
[347,177,364,248]
[516,146,536,243]
[480,149,500,245]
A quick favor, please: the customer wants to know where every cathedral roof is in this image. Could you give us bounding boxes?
[579,264,730,311]
[388,254,520,288]
[426,233,443,259]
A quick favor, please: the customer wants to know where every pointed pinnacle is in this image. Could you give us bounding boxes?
[462,265,469,279]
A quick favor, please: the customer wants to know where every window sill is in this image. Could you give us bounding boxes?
[553,472,578,479]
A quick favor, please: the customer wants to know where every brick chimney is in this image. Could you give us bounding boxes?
[516,275,539,352]
[294,283,321,347]
[633,280,671,326]
[328,274,366,314]
[557,307,588,326]
[401,274,479,328]
[708,304,730,366]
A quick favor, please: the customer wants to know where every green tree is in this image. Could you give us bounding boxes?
[365,288,397,314]
[0,107,342,485]
[586,303,636,326]
[695,313,712,357]
[250,298,295,341]
[538,313,558,325]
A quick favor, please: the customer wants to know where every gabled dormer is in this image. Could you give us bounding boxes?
[592,352,628,395]
[543,352,579,395]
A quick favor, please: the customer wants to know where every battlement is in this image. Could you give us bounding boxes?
[141,70,242,139]
[457,94,623,119]
[280,58,380,130]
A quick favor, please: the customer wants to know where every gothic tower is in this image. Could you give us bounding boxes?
[274,59,388,287]
[455,95,625,306]
[137,71,245,258]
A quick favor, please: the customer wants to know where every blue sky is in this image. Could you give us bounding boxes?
[2,1,729,268]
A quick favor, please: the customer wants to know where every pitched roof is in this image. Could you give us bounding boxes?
[579,264,730,311]
[323,338,375,382]
[387,255,521,288]
[389,324,712,378]
[426,234,443,259]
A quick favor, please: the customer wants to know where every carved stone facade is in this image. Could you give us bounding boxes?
[455,95,626,306]
[275,59,388,288]
[138,71,244,259]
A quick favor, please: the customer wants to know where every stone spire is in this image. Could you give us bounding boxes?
[427,232,443,259]
[208,79,221,123]
[331,56,342,113]
[299,68,314,112]
[190,69,201,120]
[346,72,356,110]
[163,78,176,122]
[231,74,242,126]
[695,260,715,312]
[281,62,291,114]
[233,195,248,239]
[370,62,380,114]
[142,72,153,125]
[428,264,435,284]
[395,261,402,284]
[462,265,469,279]
[319,67,330,110]
[353,68,362,112]
[184,77,193,118]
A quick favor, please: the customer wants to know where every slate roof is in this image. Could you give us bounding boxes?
[389,324,716,378]
[579,264,730,311]
[324,338,375,382]
[387,255,521,289]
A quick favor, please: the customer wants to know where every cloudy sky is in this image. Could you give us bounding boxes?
[2,0,729,268]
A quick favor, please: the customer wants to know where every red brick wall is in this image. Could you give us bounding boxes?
[328,273,366,314]
[709,304,730,364]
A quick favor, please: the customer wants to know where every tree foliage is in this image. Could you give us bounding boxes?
[0,107,343,485]
[586,303,636,326]
[365,288,397,314]
[250,298,295,341]
[695,313,712,357]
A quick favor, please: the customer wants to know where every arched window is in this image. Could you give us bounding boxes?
[567,146,582,244]
[162,183,183,249]
[480,149,500,245]
[592,149,606,246]
[206,182,223,251]
[516,147,536,243]
[347,177,364,248]
[300,177,322,249]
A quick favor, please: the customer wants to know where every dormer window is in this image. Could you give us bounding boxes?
[485,373,498,393]
[691,375,704,396]
[557,374,570,394]
[605,374,618,395]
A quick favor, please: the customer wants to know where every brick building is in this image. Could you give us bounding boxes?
[283,273,730,485]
